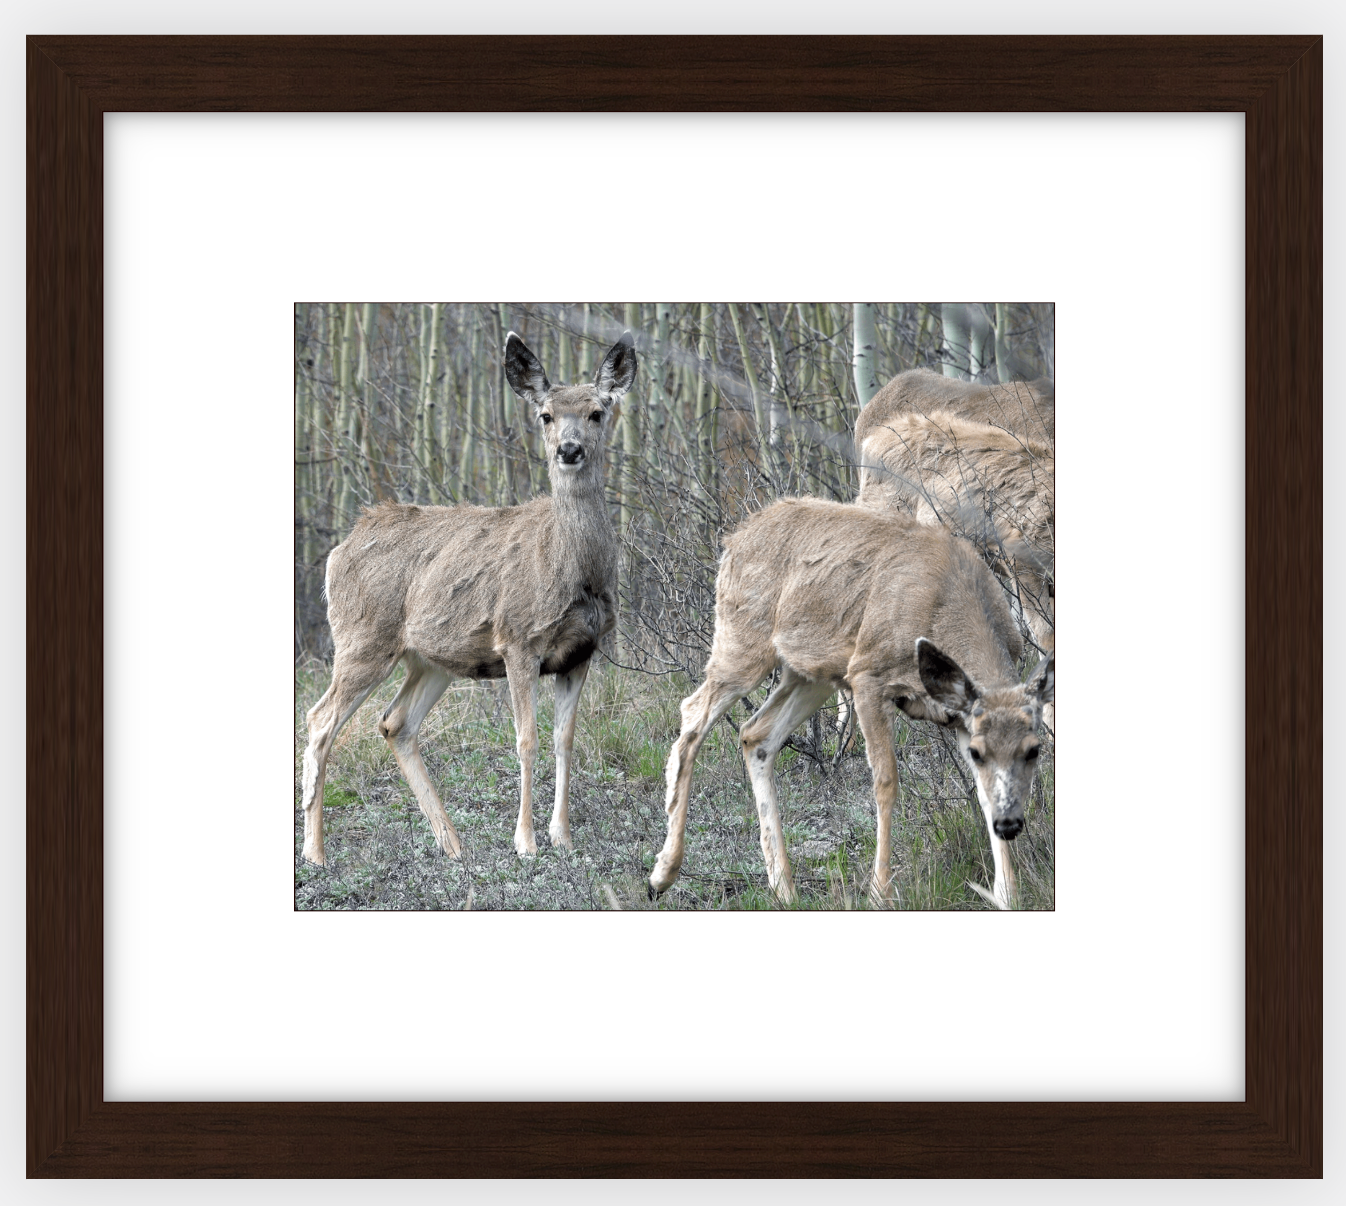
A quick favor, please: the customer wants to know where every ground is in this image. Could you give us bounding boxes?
[294,660,1055,911]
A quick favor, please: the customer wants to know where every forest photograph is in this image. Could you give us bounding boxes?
[294,302,1055,912]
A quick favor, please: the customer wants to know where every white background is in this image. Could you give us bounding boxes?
[103,111,1244,1103]
[3,1,1340,1204]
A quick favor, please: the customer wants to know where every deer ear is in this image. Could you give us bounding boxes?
[916,638,979,716]
[594,330,637,401]
[1030,652,1054,704]
[504,331,550,404]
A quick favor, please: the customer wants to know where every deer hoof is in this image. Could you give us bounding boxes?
[648,858,679,895]
[514,831,538,857]
[548,825,573,851]
[867,874,895,908]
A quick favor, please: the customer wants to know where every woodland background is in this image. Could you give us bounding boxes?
[294,302,1055,669]
[293,302,1056,910]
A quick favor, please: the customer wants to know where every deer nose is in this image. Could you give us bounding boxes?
[993,814,1023,840]
[558,441,584,464]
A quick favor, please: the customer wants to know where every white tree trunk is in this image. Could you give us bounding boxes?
[968,303,993,380]
[994,302,1013,382]
[940,303,971,380]
[852,303,879,408]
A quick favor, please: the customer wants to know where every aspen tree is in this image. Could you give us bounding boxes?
[333,304,357,525]
[578,303,594,378]
[295,304,313,573]
[852,302,879,409]
[994,302,1014,383]
[967,303,992,380]
[654,302,684,451]
[693,302,715,459]
[458,319,481,493]
[619,302,642,533]
[728,301,771,476]
[558,306,573,384]
[940,302,971,379]
[494,303,515,503]
[419,303,442,501]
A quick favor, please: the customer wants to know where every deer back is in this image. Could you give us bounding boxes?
[325,498,617,679]
[856,368,1054,451]
[716,498,1022,701]
[857,409,1055,570]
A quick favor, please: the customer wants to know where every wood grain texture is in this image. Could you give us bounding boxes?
[30,35,1315,112]
[1243,37,1323,1177]
[26,34,1322,1178]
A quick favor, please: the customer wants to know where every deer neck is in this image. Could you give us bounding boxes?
[549,457,607,515]
[547,458,614,585]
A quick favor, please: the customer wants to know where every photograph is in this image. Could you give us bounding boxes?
[294,302,1056,912]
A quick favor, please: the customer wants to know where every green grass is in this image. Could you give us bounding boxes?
[294,659,1055,912]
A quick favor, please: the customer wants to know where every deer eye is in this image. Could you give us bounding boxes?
[1024,745,1040,761]
[968,747,983,763]
[589,410,604,423]
[540,413,553,425]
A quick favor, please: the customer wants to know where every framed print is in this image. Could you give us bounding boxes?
[28,37,1321,1176]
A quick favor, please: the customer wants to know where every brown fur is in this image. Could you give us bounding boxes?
[857,409,1055,652]
[300,332,637,866]
[650,498,1053,908]
[854,367,1055,451]
[325,492,615,685]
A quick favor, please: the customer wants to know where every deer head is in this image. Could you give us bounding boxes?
[504,330,637,479]
[916,637,1054,841]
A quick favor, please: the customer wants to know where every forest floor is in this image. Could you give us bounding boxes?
[293,660,1054,912]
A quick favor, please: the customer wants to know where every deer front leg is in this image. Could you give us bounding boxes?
[504,652,542,857]
[739,667,835,905]
[549,658,590,850]
[851,681,900,905]
[983,824,1018,910]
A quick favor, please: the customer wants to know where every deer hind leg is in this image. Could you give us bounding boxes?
[650,668,762,895]
[850,679,901,905]
[738,667,835,905]
[300,653,393,866]
[504,652,542,857]
[548,658,591,851]
[378,653,460,858]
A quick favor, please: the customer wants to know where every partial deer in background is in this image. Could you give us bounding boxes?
[857,409,1054,657]
[854,366,1054,449]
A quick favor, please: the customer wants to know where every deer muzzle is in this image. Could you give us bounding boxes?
[558,440,585,465]
[993,810,1024,840]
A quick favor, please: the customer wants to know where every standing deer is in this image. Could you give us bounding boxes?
[649,498,1053,909]
[300,330,637,866]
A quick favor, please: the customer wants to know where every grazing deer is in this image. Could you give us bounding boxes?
[300,331,637,866]
[649,498,1053,909]
[857,409,1055,656]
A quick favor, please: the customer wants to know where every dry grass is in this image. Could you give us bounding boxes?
[294,660,1054,912]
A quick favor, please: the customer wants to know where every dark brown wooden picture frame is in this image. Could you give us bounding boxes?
[27,36,1321,1177]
